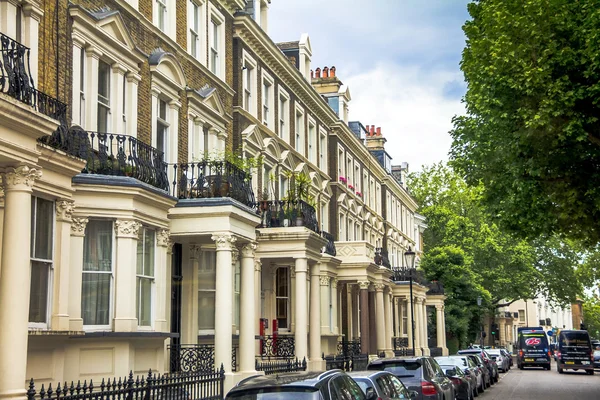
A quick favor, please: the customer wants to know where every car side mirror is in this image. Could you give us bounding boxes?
[409,390,419,399]
[366,387,377,400]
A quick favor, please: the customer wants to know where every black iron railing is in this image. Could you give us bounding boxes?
[256,200,319,233]
[391,268,445,295]
[1,33,66,122]
[321,231,336,256]
[39,126,169,191]
[27,368,225,400]
[337,340,362,357]
[259,335,295,359]
[375,248,391,268]
[393,348,415,357]
[427,280,445,295]
[430,347,443,357]
[255,357,306,375]
[171,161,255,207]
[323,353,368,371]
[393,337,409,350]
[168,344,238,373]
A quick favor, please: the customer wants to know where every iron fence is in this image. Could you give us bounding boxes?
[39,126,169,191]
[323,353,368,372]
[337,340,362,357]
[255,357,306,375]
[171,161,255,207]
[256,200,319,233]
[26,368,225,400]
[321,231,336,256]
[1,33,66,122]
[429,347,443,357]
[393,348,415,357]
[259,335,295,359]
[393,337,409,350]
[168,344,238,373]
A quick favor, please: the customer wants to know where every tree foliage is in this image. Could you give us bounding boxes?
[451,0,600,244]
[583,296,600,340]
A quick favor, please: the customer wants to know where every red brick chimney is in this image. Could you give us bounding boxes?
[365,124,387,151]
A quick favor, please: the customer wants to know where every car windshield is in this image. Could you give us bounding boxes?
[561,332,590,348]
[436,358,465,367]
[226,387,320,400]
[370,361,422,378]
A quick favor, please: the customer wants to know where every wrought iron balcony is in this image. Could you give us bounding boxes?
[171,161,255,207]
[39,126,169,191]
[337,340,362,357]
[391,267,445,294]
[256,200,319,233]
[1,33,66,122]
[321,231,336,256]
[259,335,295,359]
[374,247,391,268]
[168,344,238,373]
[393,337,409,350]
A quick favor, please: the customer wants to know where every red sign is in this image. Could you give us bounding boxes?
[525,338,541,346]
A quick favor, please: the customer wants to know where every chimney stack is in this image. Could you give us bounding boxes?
[330,66,336,77]
[315,67,321,78]
[365,124,387,151]
[376,127,381,136]
[323,66,329,77]
[310,70,314,78]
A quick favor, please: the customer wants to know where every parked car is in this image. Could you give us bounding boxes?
[457,349,498,383]
[466,354,491,390]
[594,349,600,369]
[347,371,418,399]
[226,370,366,399]
[516,328,551,370]
[499,349,513,368]
[436,362,473,400]
[367,356,454,400]
[435,356,481,397]
[556,330,595,375]
[486,349,509,373]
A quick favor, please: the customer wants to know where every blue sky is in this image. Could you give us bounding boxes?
[267,0,471,172]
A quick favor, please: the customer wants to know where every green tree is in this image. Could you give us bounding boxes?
[451,0,600,245]
[583,296,600,339]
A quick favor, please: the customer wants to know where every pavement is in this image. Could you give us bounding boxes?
[478,361,600,400]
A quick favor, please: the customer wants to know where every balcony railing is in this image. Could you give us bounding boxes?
[1,33,66,122]
[337,340,362,357]
[321,231,336,256]
[375,247,391,268]
[39,126,169,191]
[171,161,255,207]
[391,268,445,295]
[256,200,319,233]
[255,357,306,375]
[393,337,409,350]
[259,335,295,359]
[168,344,238,373]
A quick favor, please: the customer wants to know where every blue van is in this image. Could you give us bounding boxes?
[517,329,551,370]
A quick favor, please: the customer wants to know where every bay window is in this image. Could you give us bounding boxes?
[29,197,54,326]
[136,228,155,327]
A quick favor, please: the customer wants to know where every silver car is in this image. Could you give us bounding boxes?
[487,349,509,373]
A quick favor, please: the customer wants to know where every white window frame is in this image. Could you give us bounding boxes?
[338,146,345,179]
[136,227,156,329]
[155,0,167,32]
[156,98,170,158]
[208,5,225,79]
[97,59,111,133]
[275,267,291,332]
[242,51,257,116]
[278,87,290,141]
[198,248,216,335]
[307,117,316,164]
[188,0,206,62]
[295,105,305,155]
[29,196,55,329]
[319,127,327,171]
[346,155,353,188]
[262,71,274,127]
[354,162,361,193]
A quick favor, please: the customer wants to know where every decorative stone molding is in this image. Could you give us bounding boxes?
[70,217,89,237]
[189,244,202,260]
[357,281,370,290]
[374,283,385,292]
[231,248,240,264]
[241,242,257,258]
[55,199,75,222]
[1,165,42,190]
[157,229,170,247]
[319,276,331,286]
[254,260,262,272]
[331,278,338,289]
[290,268,296,279]
[211,233,237,251]
[114,220,141,238]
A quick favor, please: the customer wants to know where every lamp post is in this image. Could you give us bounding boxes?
[477,296,484,347]
[404,246,416,356]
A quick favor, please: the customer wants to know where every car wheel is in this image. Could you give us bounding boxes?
[557,364,563,374]
[474,385,479,397]
[586,369,594,375]
[519,364,524,370]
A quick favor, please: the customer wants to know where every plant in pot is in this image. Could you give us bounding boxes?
[292,172,311,227]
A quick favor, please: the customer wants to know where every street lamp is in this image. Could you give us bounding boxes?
[404,246,416,356]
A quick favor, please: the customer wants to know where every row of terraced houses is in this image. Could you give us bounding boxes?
[0,0,448,397]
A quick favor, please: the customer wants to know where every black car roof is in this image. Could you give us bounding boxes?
[368,356,426,365]
[229,371,341,393]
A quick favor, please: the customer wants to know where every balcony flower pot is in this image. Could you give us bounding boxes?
[283,218,290,227]
[295,215,305,226]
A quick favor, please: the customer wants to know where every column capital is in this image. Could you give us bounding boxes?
[357,280,370,290]
[435,304,444,311]
[254,259,262,272]
[319,276,331,286]
[114,219,141,238]
[241,242,257,258]
[374,283,385,293]
[1,165,42,191]
[56,199,75,222]
[157,229,171,247]
[70,217,89,237]
[189,244,201,260]
[231,248,240,264]
[211,233,237,251]
[331,278,338,289]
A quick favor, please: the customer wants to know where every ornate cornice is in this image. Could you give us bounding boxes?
[114,219,141,238]
[56,199,75,222]
[1,165,42,190]
[70,217,89,237]
[319,276,330,286]
[241,242,257,258]
[211,233,237,251]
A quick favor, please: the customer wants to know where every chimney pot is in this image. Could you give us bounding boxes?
[370,126,375,136]
[310,70,314,78]
[330,66,336,77]
[315,67,321,78]
[323,66,329,77]
[376,127,381,136]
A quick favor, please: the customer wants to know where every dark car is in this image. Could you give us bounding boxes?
[437,363,472,400]
[517,329,551,370]
[457,349,498,383]
[556,330,595,375]
[435,356,480,397]
[226,370,366,400]
[499,349,513,368]
[594,350,600,369]
[466,354,491,390]
[347,371,418,399]
[367,356,454,400]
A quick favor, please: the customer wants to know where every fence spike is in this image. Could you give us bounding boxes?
[39,384,46,399]
[88,379,94,393]
[27,378,36,400]
[68,381,75,395]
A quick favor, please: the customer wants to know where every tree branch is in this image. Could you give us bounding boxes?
[492,298,520,308]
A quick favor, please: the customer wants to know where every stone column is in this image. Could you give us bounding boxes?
[332,278,339,334]
[358,281,370,355]
[68,217,88,331]
[51,200,74,331]
[351,285,359,340]
[254,260,262,356]
[407,299,414,353]
[369,289,377,355]
[0,165,41,400]
[436,305,444,351]
[375,284,386,355]
[309,263,323,370]
[384,291,393,356]
[414,298,422,354]
[212,234,236,375]
[114,219,141,331]
[155,230,170,332]
[294,257,308,362]
[421,301,429,355]
[320,276,331,333]
[239,243,257,374]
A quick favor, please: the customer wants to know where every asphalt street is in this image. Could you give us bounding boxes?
[479,361,600,400]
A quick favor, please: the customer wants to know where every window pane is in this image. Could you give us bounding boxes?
[82,273,111,325]
[159,99,167,120]
[29,261,49,323]
[98,61,110,101]
[97,105,109,133]
[84,220,113,271]
[137,277,152,326]
[144,230,155,276]
[33,198,53,260]
[198,251,216,290]
[198,291,215,330]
